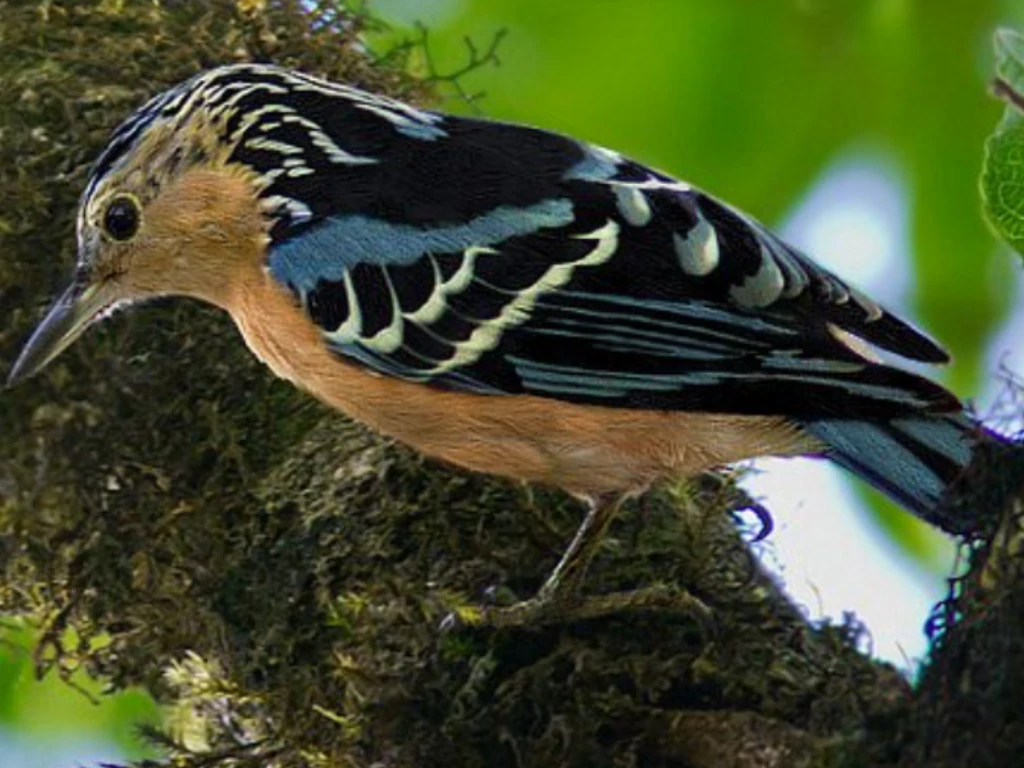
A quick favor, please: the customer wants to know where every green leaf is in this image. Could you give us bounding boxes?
[982,28,1024,258]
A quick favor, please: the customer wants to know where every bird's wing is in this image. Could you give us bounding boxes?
[253,100,955,419]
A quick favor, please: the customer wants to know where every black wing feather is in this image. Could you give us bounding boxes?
[256,78,955,419]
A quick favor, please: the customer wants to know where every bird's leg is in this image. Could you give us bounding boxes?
[534,493,622,602]
[475,495,711,629]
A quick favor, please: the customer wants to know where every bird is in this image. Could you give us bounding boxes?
[6,62,995,626]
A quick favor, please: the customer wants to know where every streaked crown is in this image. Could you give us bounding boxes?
[79,62,446,249]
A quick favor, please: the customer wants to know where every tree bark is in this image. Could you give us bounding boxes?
[1,3,1022,767]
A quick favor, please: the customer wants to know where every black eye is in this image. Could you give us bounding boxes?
[102,195,141,241]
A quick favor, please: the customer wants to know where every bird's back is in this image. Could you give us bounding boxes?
[50,62,983,512]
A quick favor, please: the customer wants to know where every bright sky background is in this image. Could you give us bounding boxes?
[0,730,122,768]
[744,154,1021,669]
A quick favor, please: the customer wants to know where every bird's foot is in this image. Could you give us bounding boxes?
[459,583,713,631]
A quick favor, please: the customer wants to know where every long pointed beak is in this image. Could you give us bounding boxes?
[6,279,117,388]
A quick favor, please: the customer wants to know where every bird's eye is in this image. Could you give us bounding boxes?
[102,195,141,241]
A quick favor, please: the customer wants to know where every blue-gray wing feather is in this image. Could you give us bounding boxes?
[263,109,957,418]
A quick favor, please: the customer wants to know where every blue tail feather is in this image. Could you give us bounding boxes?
[805,413,984,531]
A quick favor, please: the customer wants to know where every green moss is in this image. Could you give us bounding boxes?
[905,443,1024,768]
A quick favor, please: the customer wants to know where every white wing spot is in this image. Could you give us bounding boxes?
[674,217,720,276]
[281,114,379,166]
[590,144,624,164]
[325,271,362,343]
[613,185,652,226]
[262,195,312,224]
[446,246,495,293]
[244,137,303,155]
[729,247,786,308]
[405,247,497,326]
[363,270,405,354]
[848,286,884,322]
[423,221,621,376]
[827,323,883,363]
[617,177,691,193]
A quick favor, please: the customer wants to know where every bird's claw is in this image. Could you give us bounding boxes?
[438,582,524,631]
[462,584,714,632]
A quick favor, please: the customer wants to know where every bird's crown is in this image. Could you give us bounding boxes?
[79,62,444,247]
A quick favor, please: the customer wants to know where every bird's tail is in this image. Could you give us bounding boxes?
[804,413,1000,534]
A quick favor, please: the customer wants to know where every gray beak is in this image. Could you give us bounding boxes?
[6,279,118,388]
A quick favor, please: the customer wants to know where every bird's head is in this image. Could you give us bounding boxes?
[8,71,266,386]
[7,63,401,386]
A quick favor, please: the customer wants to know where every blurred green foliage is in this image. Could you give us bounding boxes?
[983,28,1024,258]
[0,622,158,759]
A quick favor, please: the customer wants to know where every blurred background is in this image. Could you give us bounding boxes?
[3,0,1023,764]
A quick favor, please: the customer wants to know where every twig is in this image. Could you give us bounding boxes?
[416,22,508,112]
[993,76,1024,113]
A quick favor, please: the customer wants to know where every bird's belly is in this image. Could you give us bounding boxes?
[229,272,818,499]
[362,397,819,500]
